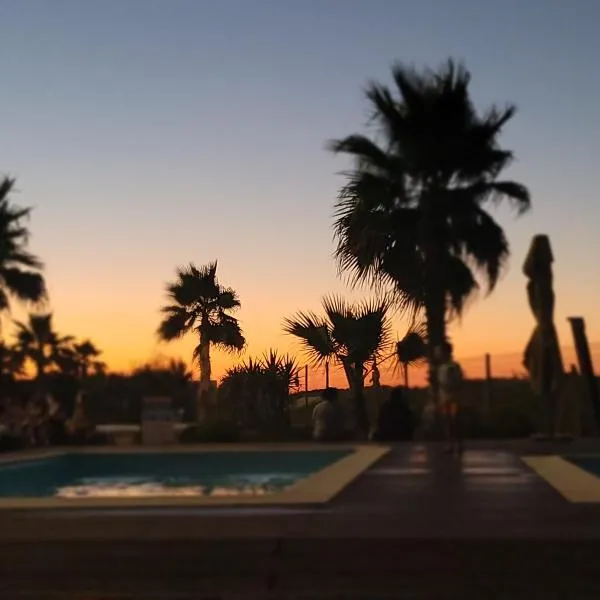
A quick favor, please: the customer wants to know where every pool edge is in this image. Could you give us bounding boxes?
[522,455,600,503]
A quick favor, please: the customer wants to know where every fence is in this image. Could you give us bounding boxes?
[294,343,600,394]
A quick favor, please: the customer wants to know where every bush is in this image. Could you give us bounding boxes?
[179,420,242,443]
[492,406,535,438]
[243,425,313,443]
[0,435,24,453]
[459,406,490,439]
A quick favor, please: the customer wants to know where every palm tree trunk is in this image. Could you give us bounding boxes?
[196,333,212,422]
[422,196,448,437]
[424,281,446,437]
[198,339,211,389]
[342,359,370,438]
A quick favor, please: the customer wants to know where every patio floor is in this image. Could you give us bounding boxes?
[2,440,600,598]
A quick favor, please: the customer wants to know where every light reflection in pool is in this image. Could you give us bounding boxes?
[55,474,296,498]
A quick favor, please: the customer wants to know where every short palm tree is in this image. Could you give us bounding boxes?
[330,59,530,401]
[284,295,390,436]
[157,261,245,417]
[72,340,105,378]
[0,178,46,324]
[13,313,73,382]
[55,339,106,379]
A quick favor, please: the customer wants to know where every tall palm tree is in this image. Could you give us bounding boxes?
[284,295,390,436]
[330,59,530,402]
[157,261,245,417]
[13,313,73,382]
[0,178,46,325]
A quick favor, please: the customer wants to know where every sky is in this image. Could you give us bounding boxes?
[1,0,599,387]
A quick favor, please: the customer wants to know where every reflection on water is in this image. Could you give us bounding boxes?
[55,474,298,499]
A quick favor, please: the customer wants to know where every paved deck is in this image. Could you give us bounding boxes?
[2,440,600,598]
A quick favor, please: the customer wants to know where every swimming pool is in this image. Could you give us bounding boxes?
[0,445,388,508]
[566,456,600,477]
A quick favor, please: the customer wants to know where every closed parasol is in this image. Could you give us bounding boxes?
[522,235,564,436]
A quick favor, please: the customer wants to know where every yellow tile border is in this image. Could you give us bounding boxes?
[0,444,389,510]
[522,455,600,503]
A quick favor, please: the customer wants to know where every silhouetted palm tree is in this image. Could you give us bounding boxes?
[0,178,46,325]
[13,313,73,382]
[72,340,105,378]
[157,261,245,417]
[330,59,530,400]
[54,339,106,379]
[284,295,390,436]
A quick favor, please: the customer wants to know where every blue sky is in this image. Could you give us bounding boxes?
[0,0,598,378]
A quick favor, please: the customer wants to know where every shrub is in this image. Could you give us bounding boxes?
[0,435,24,452]
[492,406,535,438]
[179,420,242,443]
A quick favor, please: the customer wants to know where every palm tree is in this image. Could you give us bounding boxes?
[13,313,73,383]
[284,295,390,436]
[157,261,245,418]
[53,339,106,379]
[0,178,46,325]
[72,340,105,378]
[330,59,530,402]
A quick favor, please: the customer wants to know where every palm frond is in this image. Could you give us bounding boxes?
[283,311,335,366]
[217,288,241,311]
[157,306,192,341]
[206,314,246,353]
[0,268,46,303]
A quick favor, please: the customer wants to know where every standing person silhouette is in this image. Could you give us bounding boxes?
[436,341,464,455]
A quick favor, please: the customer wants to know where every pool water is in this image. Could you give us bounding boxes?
[0,450,351,499]
[566,456,600,478]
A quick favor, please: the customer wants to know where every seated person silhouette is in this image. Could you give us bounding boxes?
[373,387,414,442]
[312,387,343,441]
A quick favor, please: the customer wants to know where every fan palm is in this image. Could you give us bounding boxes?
[13,313,73,382]
[283,295,390,436]
[0,177,46,324]
[330,59,530,401]
[157,261,245,418]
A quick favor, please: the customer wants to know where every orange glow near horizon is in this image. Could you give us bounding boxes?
[4,280,599,391]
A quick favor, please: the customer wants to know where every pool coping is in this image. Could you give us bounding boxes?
[522,454,600,503]
[0,443,389,510]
